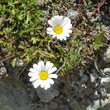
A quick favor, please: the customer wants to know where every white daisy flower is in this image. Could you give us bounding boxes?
[47,15,72,41]
[28,61,58,90]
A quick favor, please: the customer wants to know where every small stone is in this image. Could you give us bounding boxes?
[15,58,24,67]
[0,67,7,76]
[0,62,7,76]
[36,83,60,102]
[90,74,96,82]
[86,99,105,110]
[81,74,88,83]
[79,70,84,76]
[94,90,98,96]
[67,9,78,20]
[101,76,110,87]
[103,68,110,74]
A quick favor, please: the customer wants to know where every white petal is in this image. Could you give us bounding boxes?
[51,16,58,28]
[65,19,71,26]
[59,36,63,41]
[28,72,37,77]
[47,31,55,35]
[33,79,41,88]
[52,34,57,38]
[48,74,58,79]
[54,15,60,25]
[48,63,54,71]
[61,17,69,27]
[56,34,61,39]
[52,15,59,28]
[45,61,54,72]
[38,61,44,71]
[63,36,67,40]
[63,24,72,31]
[62,33,70,37]
[45,61,51,71]
[30,75,39,82]
[47,27,53,32]
[40,81,45,88]
[33,64,41,73]
[46,78,54,85]
[48,19,53,26]
[44,86,48,90]
[66,30,72,33]
[58,16,63,25]
[44,82,50,90]
[29,68,37,73]
[48,67,57,74]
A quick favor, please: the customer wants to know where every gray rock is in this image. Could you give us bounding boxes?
[97,97,110,110]
[100,47,110,63]
[101,76,110,87]
[0,62,7,76]
[103,68,110,75]
[67,9,78,20]
[36,83,60,102]
[81,74,88,83]
[15,58,25,67]
[90,74,96,82]
[87,97,110,110]
[0,77,31,110]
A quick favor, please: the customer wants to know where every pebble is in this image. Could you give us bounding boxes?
[103,68,110,74]
[81,74,88,83]
[67,9,78,20]
[35,83,60,102]
[15,58,25,67]
[101,47,110,63]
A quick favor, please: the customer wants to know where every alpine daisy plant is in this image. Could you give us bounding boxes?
[47,15,72,41]
[28,61,58,90]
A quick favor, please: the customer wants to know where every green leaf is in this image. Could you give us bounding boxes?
[26,55,31,63]
[38,50,55,58]
[93,32,105,50]
[94,54,100,73]
[88,1,92,5]
[36,26,43,30]
[84,4,88,7]
[31,37,40,44]
[75,28,79,33]
[7,43,14,51]
[94,32,105,44]
[0,39,3,43]
[11,58,17,68]
[18,44,26,49]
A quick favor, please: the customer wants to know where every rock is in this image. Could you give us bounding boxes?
[86,99,108,110]
[37,0,52,6]
[35,83,60,102]
[81,74,88,83]
[100,47,110,63]
[67,9,78,20]
[103,68,110,75]
[0,77,31,110]
[90,74,96,82]
[87,96,110,110]
[101,76,110,88]
[15,58,25,67]
[0,62,7,76]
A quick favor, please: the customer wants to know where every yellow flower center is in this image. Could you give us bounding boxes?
[54,25,63,34]
[39,71,48,80]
